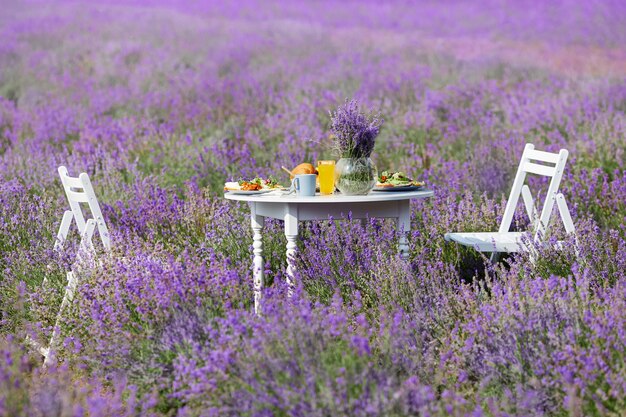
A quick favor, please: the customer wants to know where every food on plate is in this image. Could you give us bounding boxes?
[289,163,317,178]
[376,171,424,188]
[224,176,282,192]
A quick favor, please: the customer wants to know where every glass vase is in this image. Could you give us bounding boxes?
[334,158,377,195]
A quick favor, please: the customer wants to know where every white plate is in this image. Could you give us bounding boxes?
[224,189,275,195]
[372,185,424,192]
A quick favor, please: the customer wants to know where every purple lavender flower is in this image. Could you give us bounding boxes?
[330,99,383,158]
[1,1,626,416]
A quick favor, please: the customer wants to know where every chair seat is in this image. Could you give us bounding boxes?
[444,232,528,253]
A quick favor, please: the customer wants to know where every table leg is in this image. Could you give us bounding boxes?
[250,203,264,315]
[284,204,298,296]
[397,200,411,260]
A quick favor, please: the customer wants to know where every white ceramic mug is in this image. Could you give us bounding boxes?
[291,174,316,196]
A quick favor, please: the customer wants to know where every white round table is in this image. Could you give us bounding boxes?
[224,189,434,314]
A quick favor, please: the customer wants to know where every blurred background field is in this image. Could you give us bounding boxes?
[0,1,625,416]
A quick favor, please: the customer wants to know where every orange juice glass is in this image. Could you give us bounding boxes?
[317,160,335,195]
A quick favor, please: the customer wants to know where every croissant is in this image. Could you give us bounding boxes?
[290,163,317,179]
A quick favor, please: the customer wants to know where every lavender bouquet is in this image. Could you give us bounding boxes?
[330,99,383,158]
[330,99,383,194]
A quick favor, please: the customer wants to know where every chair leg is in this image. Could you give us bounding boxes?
[489,252,500,263]
[555,194,575,235]
[76,219,96,265]
[24,335,49,358]
[555,193,581,260]
[54,211,74,252]
[521,185,538,229]
[43,270,78,367]
[44,211,75,288]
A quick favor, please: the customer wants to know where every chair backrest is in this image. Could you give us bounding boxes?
[57,166,111,251]
[499,144,569,238]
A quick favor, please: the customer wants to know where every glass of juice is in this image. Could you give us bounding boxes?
[317,160,335,195]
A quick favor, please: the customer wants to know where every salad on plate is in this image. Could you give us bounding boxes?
[224,176,282,192]
[375,171,424,189]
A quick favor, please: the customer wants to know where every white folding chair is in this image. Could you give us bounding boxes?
[37,166,111,366]
[55,166,111,253]
[445,144,575,258]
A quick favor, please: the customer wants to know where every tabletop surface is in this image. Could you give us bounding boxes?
[224,189,434,204]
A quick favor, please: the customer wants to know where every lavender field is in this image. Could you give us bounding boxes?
[1,0,626,415]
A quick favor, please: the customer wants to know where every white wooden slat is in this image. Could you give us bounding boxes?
[498,143,534,233]
[526,148,560,164]
[445,231,527,253]
[523,161,556,177]
[535,149,568,238]
[65,189,90,203]
[80,173,111,250]
[58,166,84,188]
[59,167,87,233]
[62,175,84,189]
